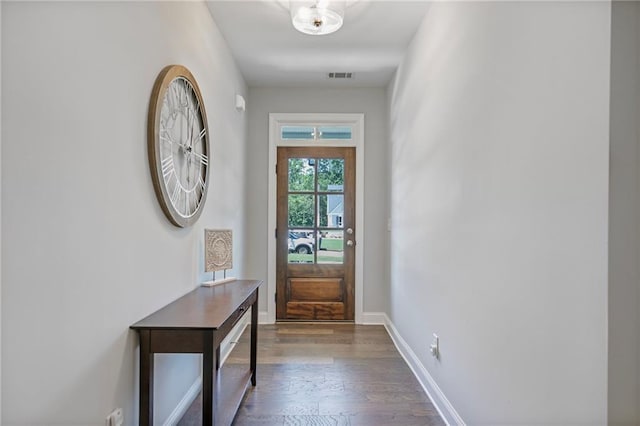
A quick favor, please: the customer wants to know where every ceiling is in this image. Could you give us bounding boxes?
[206,1,431,88]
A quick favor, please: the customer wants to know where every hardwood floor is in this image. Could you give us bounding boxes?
[177,323,445,426]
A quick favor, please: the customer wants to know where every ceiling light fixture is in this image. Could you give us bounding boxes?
[290,0,346,36]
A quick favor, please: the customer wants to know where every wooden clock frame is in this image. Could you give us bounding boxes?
[147,65,210,228]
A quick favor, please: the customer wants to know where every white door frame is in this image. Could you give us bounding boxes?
[266,113,365,324]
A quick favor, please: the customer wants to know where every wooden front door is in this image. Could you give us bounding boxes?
[276,147,356,320]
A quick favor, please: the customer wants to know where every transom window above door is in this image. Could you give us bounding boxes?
[281,125,352,141]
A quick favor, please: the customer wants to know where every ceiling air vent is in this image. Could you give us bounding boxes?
[328,72,353,79]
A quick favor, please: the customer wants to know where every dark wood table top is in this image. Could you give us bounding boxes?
[130,279,261,331]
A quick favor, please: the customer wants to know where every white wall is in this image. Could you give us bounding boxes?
[1,2,247,425]
[387,2,610,423]
[609,2,640,424]
[246,87,389,316]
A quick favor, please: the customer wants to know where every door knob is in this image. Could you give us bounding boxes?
[346,240,354,247]
[346,228,353,235]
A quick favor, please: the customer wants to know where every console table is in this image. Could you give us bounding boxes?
[130,279,261,426]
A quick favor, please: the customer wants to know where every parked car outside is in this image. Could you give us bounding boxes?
[288,232,315,254]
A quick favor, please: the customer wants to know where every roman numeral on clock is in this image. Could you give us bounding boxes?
[161,156,175,181]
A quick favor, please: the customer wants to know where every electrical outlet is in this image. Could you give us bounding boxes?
[106,408,123,426]
[430,333,439,359]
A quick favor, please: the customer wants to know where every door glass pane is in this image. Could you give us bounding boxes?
[288,229,315,264]
[288,158,315,192]
[282,126,315,140]
[288,195,314,227]
[318,126,352,140]
[317,158,344,192]
[318,230,344,264]
[318,194,344,228]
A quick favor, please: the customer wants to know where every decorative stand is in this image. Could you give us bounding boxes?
[202,229,236,287]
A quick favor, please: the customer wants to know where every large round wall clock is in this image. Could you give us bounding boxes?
[148,65,210,227]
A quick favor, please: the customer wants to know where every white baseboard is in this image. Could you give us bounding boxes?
[360,311,387,325]
[381,314,465,426]
[258,311,271,324]
[162,376,202,426]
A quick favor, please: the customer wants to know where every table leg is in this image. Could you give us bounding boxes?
[139,330,154,426]
[250,291,258,386]
[202,330,216,425]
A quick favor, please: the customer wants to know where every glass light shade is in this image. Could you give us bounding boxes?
[290,1,345,35]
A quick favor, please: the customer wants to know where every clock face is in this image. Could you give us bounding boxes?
[148,66,210,227]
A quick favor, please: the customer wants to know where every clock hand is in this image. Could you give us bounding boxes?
[160,128,178,146]
[185,145,193,187]
[160,128,189,154]
[185,108,192,148]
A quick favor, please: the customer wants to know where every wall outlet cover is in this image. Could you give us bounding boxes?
[106,408,123,426]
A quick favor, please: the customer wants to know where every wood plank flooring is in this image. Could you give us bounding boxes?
[177,323,445,426]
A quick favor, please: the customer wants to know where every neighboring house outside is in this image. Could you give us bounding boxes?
[327,184,344,228]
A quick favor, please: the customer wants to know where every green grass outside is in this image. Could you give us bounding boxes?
[320,238,343,251]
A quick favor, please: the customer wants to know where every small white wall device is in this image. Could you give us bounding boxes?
[106,408,123,426]
[235,94,246,112]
